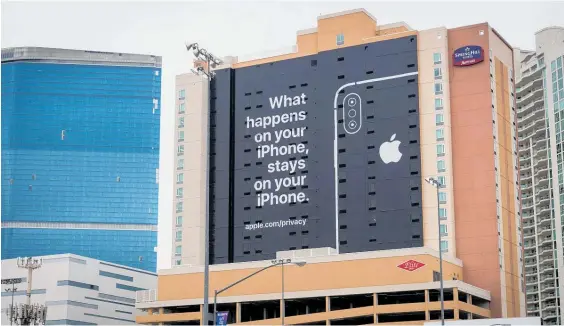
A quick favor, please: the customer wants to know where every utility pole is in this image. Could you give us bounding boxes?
[18,257,42,306]
[185,42,223,326]
[5,257,48,325]
[2,278,23,326]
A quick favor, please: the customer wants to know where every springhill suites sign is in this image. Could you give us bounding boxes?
[453,45,484,67]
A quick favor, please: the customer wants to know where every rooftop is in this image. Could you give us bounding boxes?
[1,46,162,67]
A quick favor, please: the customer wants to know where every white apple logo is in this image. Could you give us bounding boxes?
[379,134,402,164]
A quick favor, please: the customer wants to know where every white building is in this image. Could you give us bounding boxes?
[172,56,236,268]
[1,254,156,325]
[515,26,564,325]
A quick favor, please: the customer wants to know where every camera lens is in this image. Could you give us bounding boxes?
[348,109,357,118]
[349,121,357,129]
[348,98,357,107]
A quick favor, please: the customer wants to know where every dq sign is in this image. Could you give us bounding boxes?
[453,45,484,67]
[397,259,425,272]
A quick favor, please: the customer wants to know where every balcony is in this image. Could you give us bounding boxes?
[541,303,557,312]
[536,186,549,196]
[524,241,536,249]
[516,77,543,96]
[518,67,543,86]
[537,227,552,237]
[520,174,533,182]
[525,267,538,276]
[518,88,544,106]
[541,291,556,301]
[524,258,537,267]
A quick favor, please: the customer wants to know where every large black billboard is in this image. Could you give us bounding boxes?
[209,35,423,264]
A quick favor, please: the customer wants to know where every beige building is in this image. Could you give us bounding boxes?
[164,8,525,324]
[515,26,564,324]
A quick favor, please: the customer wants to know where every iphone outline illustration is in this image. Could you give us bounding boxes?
[332,71,419,252]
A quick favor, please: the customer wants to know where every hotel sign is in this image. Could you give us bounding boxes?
[453,45,484,67]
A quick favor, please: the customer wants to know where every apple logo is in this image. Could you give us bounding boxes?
[379,134,402,164]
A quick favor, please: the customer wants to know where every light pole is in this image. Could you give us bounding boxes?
[271,258,307,325]
[2,278,23,326]
[213,259,306,325]
[186,42,223,326]
[425,177,445,326]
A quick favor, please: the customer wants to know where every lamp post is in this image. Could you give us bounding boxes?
[425,177,445,326]
[213,259,306,325]
[271,258,307,325]
[186,42,223,326]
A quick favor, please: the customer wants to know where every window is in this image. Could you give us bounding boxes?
[438,176,446,187]
[178,131,184,142]
[178,117,185,128]
[176,188,183,198]
[433,53,442,64]
[439,208,447,219]
[437,160,446,172]
[440,224,448,235]
[176,173,184,184]
[177,145,184,155]
[435,83,443,95]
[175,230,182,241]
[435,98,443,110]
[178,103,185,113]
[176,216,183,227]
[434,67,442,79]
[175,245,182,256]
[439,192,447,203]
[437,144,445,156]
[177,158,184,170]
[336,33,345,46]
[179,89,186,99]
[436,129,444,141]
[440,240,449,252]
[436,114,444,125]
[176,202,183,213]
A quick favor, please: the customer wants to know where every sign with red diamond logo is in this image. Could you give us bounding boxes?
[397,260,425,272]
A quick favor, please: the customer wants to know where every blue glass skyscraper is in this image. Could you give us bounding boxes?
[1,47,161,271]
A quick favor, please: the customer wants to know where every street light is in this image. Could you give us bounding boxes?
[271,258,306,325]
[213,259,306,325]
[425,177,445,326]
[186,42,223,326]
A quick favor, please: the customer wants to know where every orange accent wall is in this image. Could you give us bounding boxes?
[448,24,503,317]
[232,11,416,69]
[157,254,462,302]
[495,57,521,318]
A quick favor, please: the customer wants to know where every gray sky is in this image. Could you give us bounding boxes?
[2,1,563,270]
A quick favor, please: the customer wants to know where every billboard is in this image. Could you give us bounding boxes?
[209,35,423,263]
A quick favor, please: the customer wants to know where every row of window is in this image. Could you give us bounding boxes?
[434,52,448,254]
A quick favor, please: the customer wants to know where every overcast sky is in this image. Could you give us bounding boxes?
[2,0,563,270]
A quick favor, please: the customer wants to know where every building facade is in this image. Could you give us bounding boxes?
[516,26,564,324]
[1,47,161,271]
[138,248,492,325]
[171,8,524,319]
[1,254,157,325]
